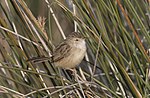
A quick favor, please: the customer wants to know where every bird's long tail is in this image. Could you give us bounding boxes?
[27,56,51,63]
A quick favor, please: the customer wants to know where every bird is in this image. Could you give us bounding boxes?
[29,32,87,69]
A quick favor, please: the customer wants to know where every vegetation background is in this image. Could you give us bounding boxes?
[0,0,149,98]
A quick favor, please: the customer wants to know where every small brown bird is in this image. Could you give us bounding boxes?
[29,32,87,69]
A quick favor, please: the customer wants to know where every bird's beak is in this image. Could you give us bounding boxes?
[83,36,88,39]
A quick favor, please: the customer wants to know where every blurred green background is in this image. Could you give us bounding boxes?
[0,0,149,98]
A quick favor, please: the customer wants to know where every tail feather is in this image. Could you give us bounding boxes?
[27,57,51,63]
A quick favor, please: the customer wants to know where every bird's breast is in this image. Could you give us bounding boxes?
[54,47,86,68]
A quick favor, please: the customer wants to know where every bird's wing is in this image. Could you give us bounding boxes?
[52,42,71,62]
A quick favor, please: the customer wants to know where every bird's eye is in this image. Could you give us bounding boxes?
[75,39,79,41]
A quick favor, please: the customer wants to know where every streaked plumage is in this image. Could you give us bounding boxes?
[29,32,86,69]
